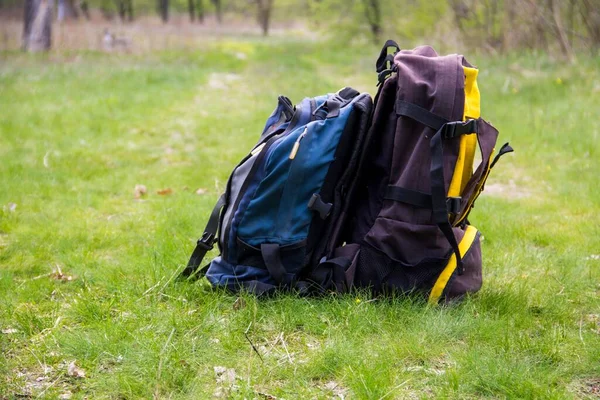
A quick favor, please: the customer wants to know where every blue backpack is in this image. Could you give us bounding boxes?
[182,88,374,294]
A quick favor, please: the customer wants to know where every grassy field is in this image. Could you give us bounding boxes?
[1,39,599,399]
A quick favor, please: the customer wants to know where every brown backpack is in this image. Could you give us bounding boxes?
[306,41,513,303]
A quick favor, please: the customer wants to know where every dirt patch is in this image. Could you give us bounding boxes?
[207,73,241,90]
[569,377,600,398]
[481,180,531,200]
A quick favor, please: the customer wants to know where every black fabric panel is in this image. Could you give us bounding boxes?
[305,94,373,269]
[355,244,449,296]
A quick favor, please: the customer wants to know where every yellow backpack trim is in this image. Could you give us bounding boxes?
[428,224,479,304]
[448,66,480,198]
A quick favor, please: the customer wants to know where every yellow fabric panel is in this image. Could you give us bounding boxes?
[462,67,480,120]
[453,148,495,227]
[428,225,479,304]
[448,66,480,198]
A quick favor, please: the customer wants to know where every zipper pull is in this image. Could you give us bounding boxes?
[289,127,307,160]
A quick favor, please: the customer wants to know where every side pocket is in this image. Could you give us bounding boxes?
[236,239,307,284]
[428,225,481,304]
[307,243,360,293]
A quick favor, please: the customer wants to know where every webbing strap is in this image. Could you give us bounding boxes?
[396,100,448,130]
[384,186,461,214]
[396,100,481,275]
[375,39,400,73]
[385,186,432,208]
[260,243,286,285]
[181,194,226,279]
[309,256,351,292]
[430,126,463,274]
[490,142,514,169]
[323,87,360,118]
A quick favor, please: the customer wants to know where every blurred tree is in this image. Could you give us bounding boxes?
[256,0,274,36]
[80,0,91,19]
[116,0,133,20]
[198,0,204,22]
[580,0,600,52]
[57,0,79,20]
[187,0,204,22]
[187,0,194,20]
[548,0,574,60]
[23,0,53,51]
[211,0,221,23]
[158,0,167,21]
[363,0,381,43]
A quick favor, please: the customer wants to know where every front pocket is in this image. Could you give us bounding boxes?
[354,243,448,295]
[364,217,471,266]
[238,105,355,246]
[236,238,307,278]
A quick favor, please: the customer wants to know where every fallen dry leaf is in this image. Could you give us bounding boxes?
[195,188,207,195]
[51,265,74,282]
[134,184,147,199]
[67,361,86,378]
[157,188,173,196]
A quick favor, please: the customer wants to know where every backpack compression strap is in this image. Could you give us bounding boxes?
[180,193,226,279]
[396,101,479,275]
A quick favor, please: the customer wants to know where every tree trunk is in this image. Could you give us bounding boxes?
[126,0,133,21]
[117,0,126,20]
[549,0,575,61]
[188,0,195,21]
[363,0,381,44]
[23,0,53,52]
[57,0,78,21]
[197,0,204,23]
[211,0,222,24]
[256,0,274,36]
[581,0,600,52]
[159,0,168,22]
[502,0,516,52]
[80,0,90,20]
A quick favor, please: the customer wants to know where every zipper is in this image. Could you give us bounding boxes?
[289,127,308,160]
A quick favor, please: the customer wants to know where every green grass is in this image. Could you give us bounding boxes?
[1,40,599,399]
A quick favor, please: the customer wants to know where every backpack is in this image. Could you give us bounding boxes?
[307,41,513,303]
[181,88,374,294]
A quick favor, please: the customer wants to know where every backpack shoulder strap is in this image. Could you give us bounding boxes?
[180,193,226,279]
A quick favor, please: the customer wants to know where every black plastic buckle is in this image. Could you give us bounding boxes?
[446,196,462,214]
[377,65,397,86]
[196,232,215,251]
[308,193,333,219]
[442,119,478,139]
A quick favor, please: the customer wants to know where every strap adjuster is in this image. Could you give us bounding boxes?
[442,119,478,139]
[308,193,333,219]
[446,196,462,214]
[197,232,215,251]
